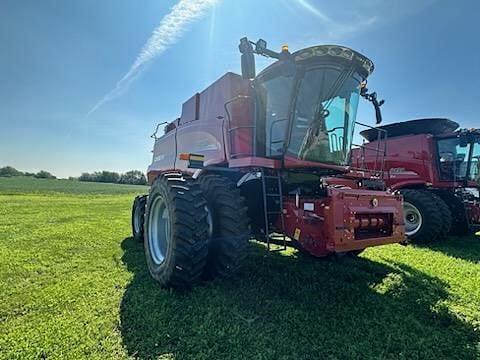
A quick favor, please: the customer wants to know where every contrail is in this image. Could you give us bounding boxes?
[87,0,219,116]
[292,0,377,40]
[295,0,332,23]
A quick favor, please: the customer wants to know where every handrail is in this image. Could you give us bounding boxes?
[151,121,168,139]
[351,121,388,180]
[224,95,256,159]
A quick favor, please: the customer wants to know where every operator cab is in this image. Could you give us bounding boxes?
[237,38,380,173]
[437,131,480,184]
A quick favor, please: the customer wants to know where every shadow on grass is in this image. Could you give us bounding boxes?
[120,237,478,359]
[414,234,480,263]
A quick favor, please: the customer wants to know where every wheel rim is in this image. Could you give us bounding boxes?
[133,204,141,234]
[148,196,171,265]
[404,201,423,236]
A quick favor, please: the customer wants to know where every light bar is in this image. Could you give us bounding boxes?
[293,45,374,75]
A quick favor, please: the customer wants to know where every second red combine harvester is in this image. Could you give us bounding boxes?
[353,118,480,242]
[132,38,406,288]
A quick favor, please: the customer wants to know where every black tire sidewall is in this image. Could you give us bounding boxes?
[401,190,443,242]
[132,195,146,241]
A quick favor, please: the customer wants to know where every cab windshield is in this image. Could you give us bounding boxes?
[256,66,362,166]
[286,68,361,165]
[437,137,480,183]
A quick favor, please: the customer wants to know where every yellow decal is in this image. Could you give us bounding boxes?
[293,228,301,240]
[189,154,205,161]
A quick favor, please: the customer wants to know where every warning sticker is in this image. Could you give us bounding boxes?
[293,228,301,240]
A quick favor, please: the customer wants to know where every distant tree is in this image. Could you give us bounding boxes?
[77,170,146,185]
[34,170,56,179]
[68,176,77,181]
[78,171,120,183]
[24,172,36,177]
[96,171,120,183]
[78,173,94,182]
[119,170,147,185]
[0,166,23,177]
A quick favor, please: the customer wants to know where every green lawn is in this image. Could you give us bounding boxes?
[0,176,149,195]
[0,177,479,359]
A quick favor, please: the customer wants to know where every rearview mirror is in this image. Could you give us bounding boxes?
[255,39,267,53]
[239,37,256,79]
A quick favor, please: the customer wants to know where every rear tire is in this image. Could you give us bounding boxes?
[144,175,209,289]
[401,189,443,243]
[431,193,452,239]
[132,195,147,242]
[443,193,472,236]
[198,174,250,279]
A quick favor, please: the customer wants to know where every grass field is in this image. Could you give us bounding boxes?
[1,177,479,359]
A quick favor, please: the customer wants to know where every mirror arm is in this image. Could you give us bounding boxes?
[239,37,292,79]
[361,85,385,124]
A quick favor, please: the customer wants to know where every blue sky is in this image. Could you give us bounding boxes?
[0,0,478,177]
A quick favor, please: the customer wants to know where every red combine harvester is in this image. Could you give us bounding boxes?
[352,118,480,242]
[132,38,405,288]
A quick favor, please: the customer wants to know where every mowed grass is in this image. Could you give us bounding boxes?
[1,178,479,359]
[0,176,149,195]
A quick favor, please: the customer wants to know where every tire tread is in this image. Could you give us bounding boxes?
[144,174,208,289]
[198,174,250,278]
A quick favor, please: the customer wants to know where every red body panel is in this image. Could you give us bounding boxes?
[352,131,480,227]
[352,133,479,189]
[352,134,435,189]
[148,72,251,179]
[280,189,404,256]
[283,156,350,173]
[228,157,281,169]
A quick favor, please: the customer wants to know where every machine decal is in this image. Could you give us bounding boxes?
[303,203,314,211]
[194,139,220,152]
[293,228,301,240]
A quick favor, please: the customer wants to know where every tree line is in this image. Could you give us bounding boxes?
[78,170,147,185]
[0,166,147,185]
[0,166,56,179]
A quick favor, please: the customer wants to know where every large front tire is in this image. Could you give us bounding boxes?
[198,174,250,279]
[401,189,443,243]
[144,175,209,288]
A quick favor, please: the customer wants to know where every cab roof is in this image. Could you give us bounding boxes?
[360,118,460,142]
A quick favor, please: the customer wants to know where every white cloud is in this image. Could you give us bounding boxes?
[87,0,219,116]
[295,0,332,23]
[292,0,438,41]
[292,0,377,41]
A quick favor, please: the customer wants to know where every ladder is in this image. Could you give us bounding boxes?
[260,169,287,251]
